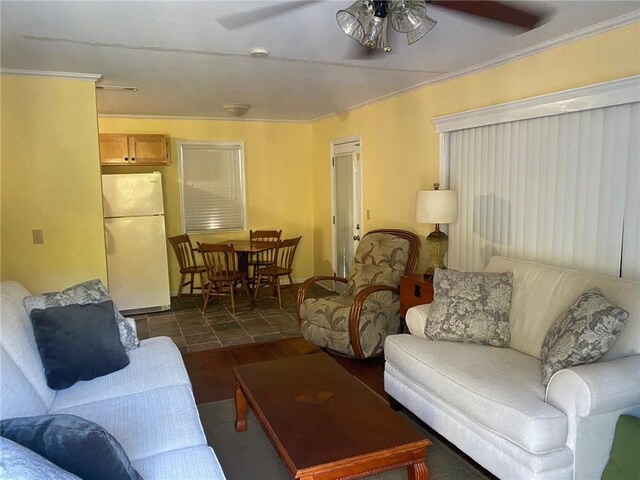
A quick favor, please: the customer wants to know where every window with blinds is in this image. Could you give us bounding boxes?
[433,77,640,281]
[179,143,246,233]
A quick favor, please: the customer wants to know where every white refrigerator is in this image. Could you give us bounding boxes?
[102,172,171,313]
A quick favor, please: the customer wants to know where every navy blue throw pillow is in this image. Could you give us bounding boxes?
[30,301,130,390]
[0,414,142,480]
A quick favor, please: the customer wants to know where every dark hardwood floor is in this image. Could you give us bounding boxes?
[182,337,386,404]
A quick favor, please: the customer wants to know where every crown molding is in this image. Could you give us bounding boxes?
[0,68,102,82]
[97,113,310,125]
[311,12,640,123]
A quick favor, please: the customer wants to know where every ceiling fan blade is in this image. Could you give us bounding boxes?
[217,1,320,30]
[430,1,546,30]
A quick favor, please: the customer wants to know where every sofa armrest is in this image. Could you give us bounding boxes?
[546,355,640,416]
[405,304,430,339]
[124,317,137,336]
[544,355,640,478]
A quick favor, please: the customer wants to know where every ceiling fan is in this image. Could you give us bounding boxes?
[217,1,550,55]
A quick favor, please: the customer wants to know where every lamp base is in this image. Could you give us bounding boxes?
[425,229,449,275]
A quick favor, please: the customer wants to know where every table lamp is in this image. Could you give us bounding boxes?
[415,183,458,277]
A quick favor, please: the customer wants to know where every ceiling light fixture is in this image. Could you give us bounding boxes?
[337,0,436,52]
[95,85,138,92]
[223,104,251,117]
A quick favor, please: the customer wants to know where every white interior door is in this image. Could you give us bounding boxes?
[331,138,362,292]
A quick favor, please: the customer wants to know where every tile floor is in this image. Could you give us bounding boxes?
[133,283,334,353]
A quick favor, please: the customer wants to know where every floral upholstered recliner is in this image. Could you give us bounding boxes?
[296,229,420,358]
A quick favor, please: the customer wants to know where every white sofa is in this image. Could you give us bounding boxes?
[0,280,226,480]
[384,256,640,480]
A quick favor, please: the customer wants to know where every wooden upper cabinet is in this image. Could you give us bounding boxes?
[99,134,170,165]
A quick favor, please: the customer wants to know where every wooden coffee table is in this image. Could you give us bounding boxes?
[233,352,431,480]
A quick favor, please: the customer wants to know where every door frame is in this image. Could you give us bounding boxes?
[330,135,363,286]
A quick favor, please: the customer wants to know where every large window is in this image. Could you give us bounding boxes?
[433,77,640,280]
[179,142,246,233]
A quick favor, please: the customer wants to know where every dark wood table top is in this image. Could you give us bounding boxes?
[233,352,430,476]
[219,239,274,253]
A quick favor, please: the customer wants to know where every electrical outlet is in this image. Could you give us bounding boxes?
[32,229,44,244]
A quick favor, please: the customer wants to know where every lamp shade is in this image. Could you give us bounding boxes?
[415,189,458,224]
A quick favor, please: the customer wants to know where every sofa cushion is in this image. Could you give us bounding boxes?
[0,348,48,420]
[1,414,141,480]
[22,279,139,351]
[132,446,226,480]
[484,256,640,360]
[0,436,81,480]
[51,336,191,411]
[425,269,512,347]
[50,385,207,461]
[540,290,629,385]
[0,291,56,410]
[384,334,568,453]
[30,301,130,390]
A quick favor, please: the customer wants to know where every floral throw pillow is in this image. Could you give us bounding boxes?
[424,268,513,347]
[22,279,139,351]
[540,289,629,385]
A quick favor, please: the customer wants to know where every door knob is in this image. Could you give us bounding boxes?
[353,235,361,241]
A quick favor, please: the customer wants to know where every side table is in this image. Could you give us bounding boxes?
[399,274,434,318]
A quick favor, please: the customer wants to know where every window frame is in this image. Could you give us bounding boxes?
[178,141,247,234]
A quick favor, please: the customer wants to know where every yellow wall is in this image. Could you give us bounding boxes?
[3,24,636,296]
[97,117,313,294]
[311,23,640,274]
[0,75,107,293]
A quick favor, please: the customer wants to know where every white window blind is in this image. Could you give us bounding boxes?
[444,102,639,280]
[180,143,245,233]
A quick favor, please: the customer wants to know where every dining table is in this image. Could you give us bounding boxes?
[217,240,278,299]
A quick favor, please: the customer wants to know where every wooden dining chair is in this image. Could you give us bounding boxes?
[253,236,301,309]
[168,234,207,300]
[198,242,251,315]
[248,230,282,281]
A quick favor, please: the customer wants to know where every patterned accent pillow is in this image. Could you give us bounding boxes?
[424,268,513,347]
[540,289,629,385]
[22,279,139,351]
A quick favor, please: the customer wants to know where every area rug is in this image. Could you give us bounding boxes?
[198,399,490,480]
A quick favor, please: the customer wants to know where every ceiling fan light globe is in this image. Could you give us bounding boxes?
[390,0,426,33]
[362,15,390,50]
[406,14,437,45]
[336,0,374,44]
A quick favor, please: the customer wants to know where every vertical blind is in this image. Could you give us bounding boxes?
[446,102,640,280]
[180,143,245,233]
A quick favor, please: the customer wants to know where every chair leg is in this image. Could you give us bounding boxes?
[253,273,263,302]
[229,281,236,315]
[199,272,206,300]
[189,273,195,295]
[243,278,253,309]
[202,281,214,314]
[177,273,186,300]
[276,276,282,309]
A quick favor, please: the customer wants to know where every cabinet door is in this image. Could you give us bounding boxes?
[99,135,130,164]
[128,135,169,165]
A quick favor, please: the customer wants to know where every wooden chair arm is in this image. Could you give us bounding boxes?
[348,285,400,358]
[296,276,347,325]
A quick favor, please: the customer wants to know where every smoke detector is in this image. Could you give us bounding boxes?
[223,104,251,117]
[249,48,269,58]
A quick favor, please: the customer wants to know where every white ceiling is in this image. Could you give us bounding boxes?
[2,1,638,122]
